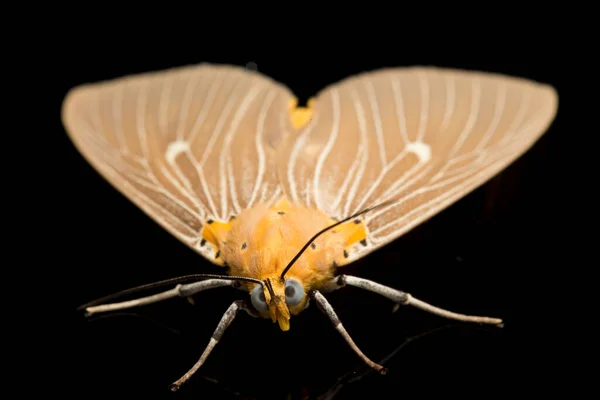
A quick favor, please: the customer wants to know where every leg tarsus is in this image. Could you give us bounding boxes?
[169,300,254,391]
[311,290,387,375]
[407,295,503,326]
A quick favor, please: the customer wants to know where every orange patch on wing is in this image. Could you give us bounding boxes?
[288,98,315,129]
[201,220,234,265]
[333,219,369,266]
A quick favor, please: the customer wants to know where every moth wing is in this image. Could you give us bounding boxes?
[62,63,296,265]
[277,67,558,264]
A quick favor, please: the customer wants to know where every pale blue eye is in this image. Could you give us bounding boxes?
[251,285,269,313]
[285,278,304,306]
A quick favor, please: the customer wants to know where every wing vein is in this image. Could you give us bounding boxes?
[371,143,527,242]
[220,83,262,219]
[417,72,429,142]
[340,89,369,218]
[249,89,276,207]
[176,73,200,141]
[158,74,173,137]
[159,164,205,218]
[288,114,319,203]
[111,84,127,151]
[136,81,150,160]
[367,164,434,221]
[365,80,387,165]
[438,76,456,134]
[475,82,507,153]
[351,150,408,215]
[312,90,341,211]
[188,72,223,144]
[500,89,531,146]
[390,76,410,144]
[187,147,220,218]
[431,78,481,182]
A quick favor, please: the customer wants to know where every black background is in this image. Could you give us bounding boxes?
[40,24,570,400]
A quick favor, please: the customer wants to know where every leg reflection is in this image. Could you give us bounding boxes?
[169,300,256,392]
[317,324,454,400]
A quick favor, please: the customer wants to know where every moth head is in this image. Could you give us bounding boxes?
[250,276,307,331]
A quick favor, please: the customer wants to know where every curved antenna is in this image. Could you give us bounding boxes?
[78,273,264,310]
[264,278,276,300]
[279,200,396,281]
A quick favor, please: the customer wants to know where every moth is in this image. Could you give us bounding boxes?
[64,63,557,391]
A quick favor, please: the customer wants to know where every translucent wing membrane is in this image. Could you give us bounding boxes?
[278,67,558,263]
[62,64,296,264]
[63,64,557,268]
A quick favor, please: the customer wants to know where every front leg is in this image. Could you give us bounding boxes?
[170,300,258,391]
[311,290,387,375]
[325,275,503,326]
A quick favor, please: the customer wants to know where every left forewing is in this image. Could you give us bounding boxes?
[62,64,296,265]
[277,67,558,264]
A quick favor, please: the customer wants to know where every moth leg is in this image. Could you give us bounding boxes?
[83,279,236,317]
[311,290,387,375]
[326,275,503,326]
[169,300,256,392]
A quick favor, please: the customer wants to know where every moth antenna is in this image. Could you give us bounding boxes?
[78,274,263,310]
[279,200,396,281]
[264,278,276,299]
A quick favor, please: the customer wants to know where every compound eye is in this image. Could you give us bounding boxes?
[250,285,269,313]
[284,278,304,306]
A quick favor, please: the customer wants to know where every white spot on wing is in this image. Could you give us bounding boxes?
[166,140,190,164]
[405,142,431,163]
